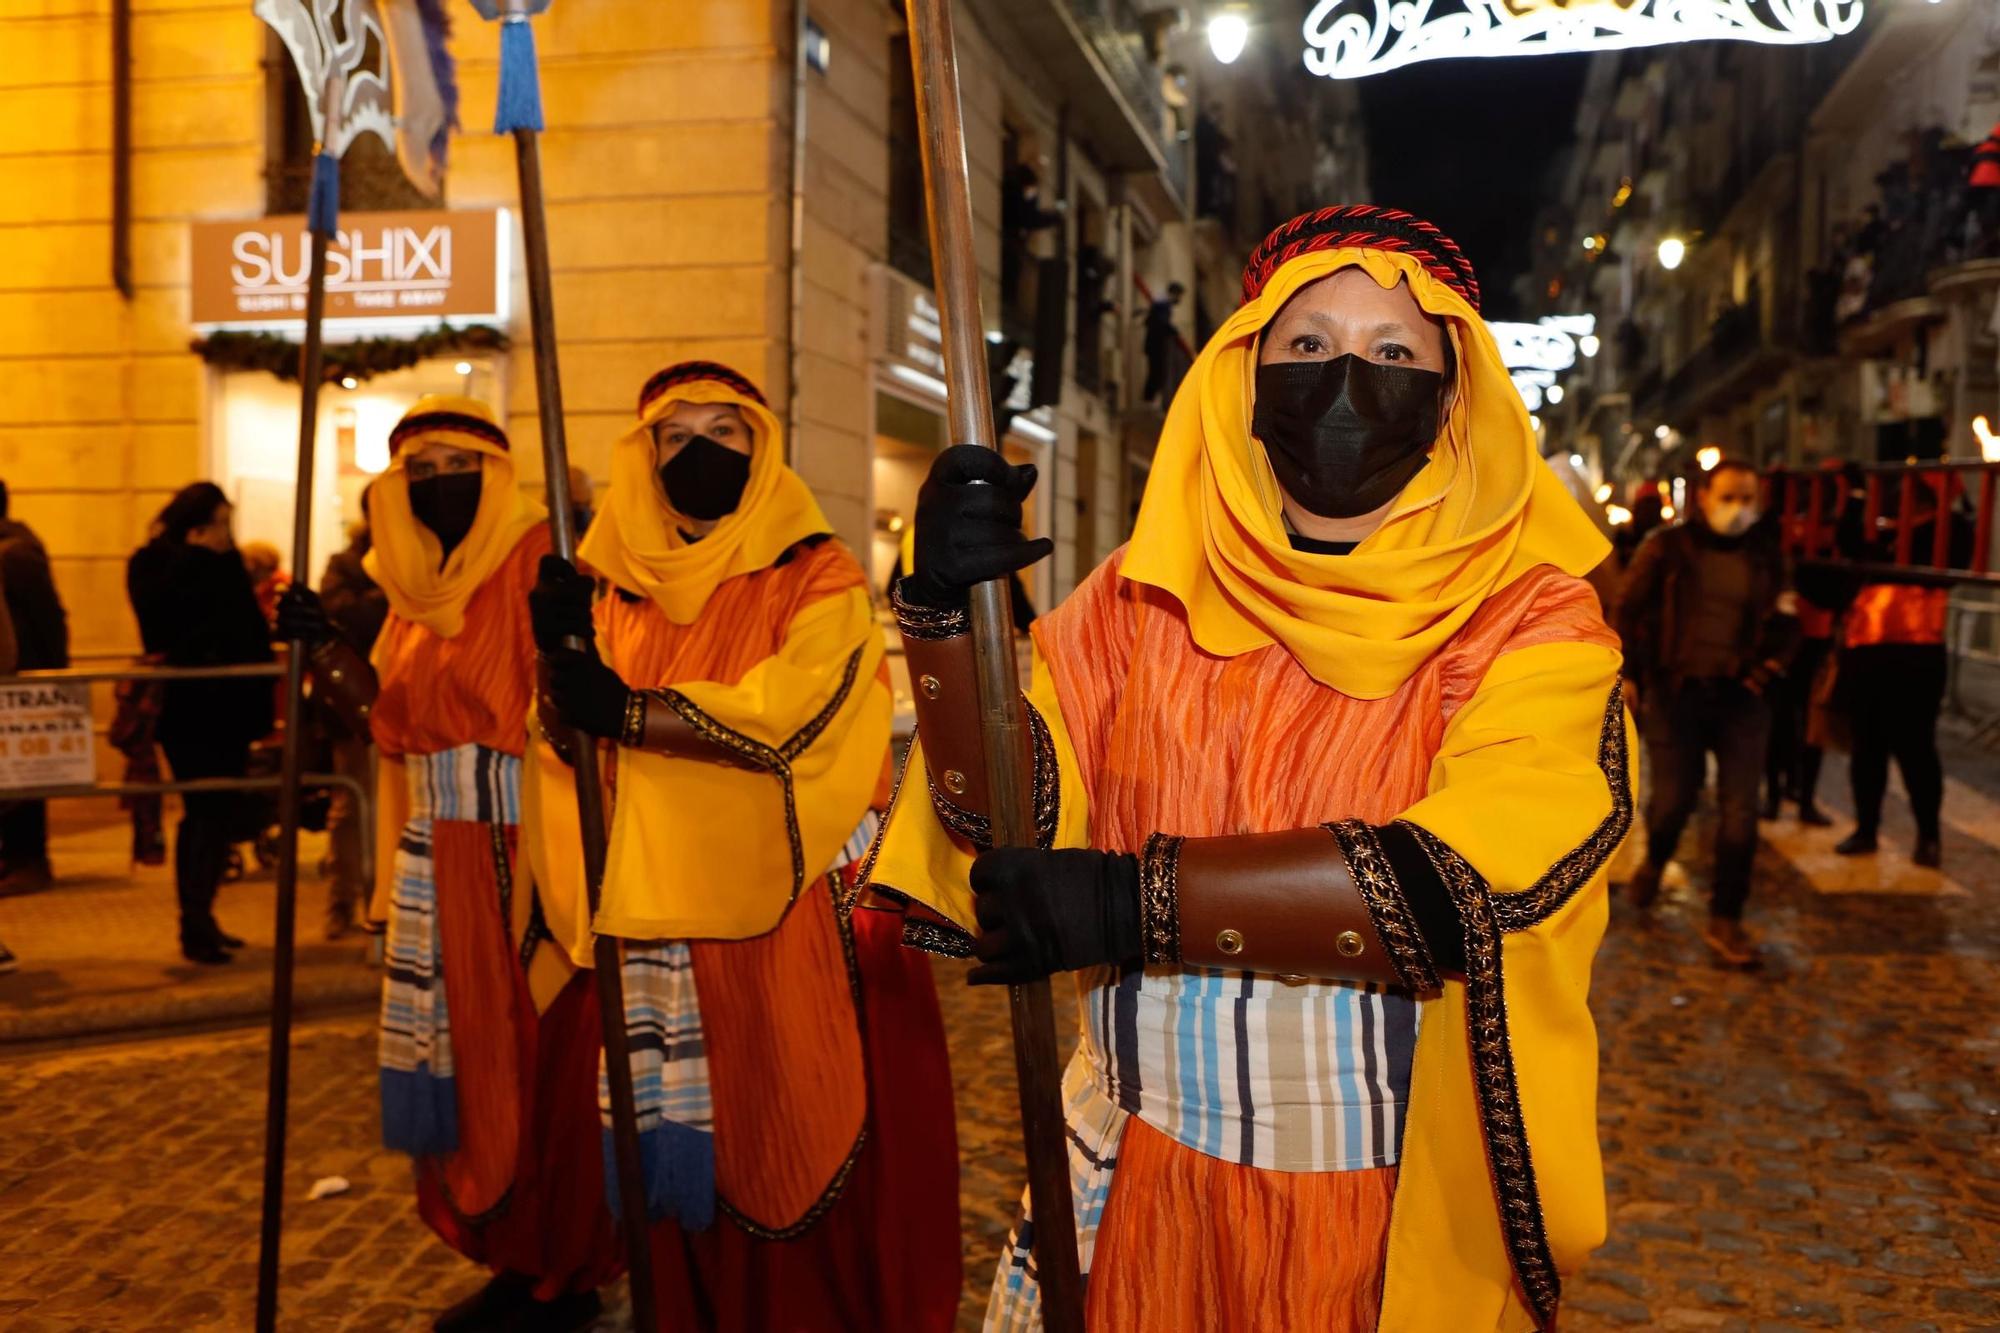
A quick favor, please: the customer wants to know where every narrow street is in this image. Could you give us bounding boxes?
[1,731,1997,1331]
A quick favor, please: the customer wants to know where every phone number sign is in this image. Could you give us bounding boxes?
[0,684,95,790]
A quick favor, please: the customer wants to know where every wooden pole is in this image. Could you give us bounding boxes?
[510,124,661,1331]
[254,205,330,1333]
[902,2,1084,1327]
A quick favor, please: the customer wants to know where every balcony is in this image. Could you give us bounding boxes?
[986,0,1186,209]
[1659,300,1794,423]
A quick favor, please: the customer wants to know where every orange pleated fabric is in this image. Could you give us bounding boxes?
[370,525,551,760]
[1088,1118,1397,1332]
[690,874,867,1232]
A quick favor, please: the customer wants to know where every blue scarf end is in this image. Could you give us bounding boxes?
[381,1067,459,1156]
[603,1121,715,1230]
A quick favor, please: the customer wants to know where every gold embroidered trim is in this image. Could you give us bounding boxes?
[899,911,976,958]
[782,646,866,761]
[1325,819,1441,993]
[1398,819,1561,1330]
[923,701,1060,852]
[716,874,871,1239]
[1138,832,1184,965]
[1492,681,1633,934]
[619,689,647,749]
[889,580,970,641]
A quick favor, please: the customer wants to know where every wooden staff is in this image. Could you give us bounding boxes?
[479,3,659,1323]
[903,1,1085,1326]
[254,72,341,1333]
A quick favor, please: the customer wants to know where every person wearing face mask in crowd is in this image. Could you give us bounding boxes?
[527,362,960,1333]
[126,483,275,965]
[278,396,619,1333]
[1615,459,1800,965]
[866,208,1628,1330]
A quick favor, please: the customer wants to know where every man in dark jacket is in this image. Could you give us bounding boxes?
[0,480,70,896]
[1617,459,1800,965]
[317,522,387,937]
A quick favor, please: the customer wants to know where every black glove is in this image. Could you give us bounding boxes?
[967,846,1141,986]
[529,555,597,654]
[275,585,336,647]
[544,647,631,740]
[901,444,1054,611]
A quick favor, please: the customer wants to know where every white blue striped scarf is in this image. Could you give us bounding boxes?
[378,744,521,1156]
[601,810,882,1229]
[983,965,1420,1329]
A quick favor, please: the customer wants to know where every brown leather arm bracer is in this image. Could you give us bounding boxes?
[306,639,378,737]
[1140,825,1443,991]
[621,689,765,770]
[893,583,1036,848]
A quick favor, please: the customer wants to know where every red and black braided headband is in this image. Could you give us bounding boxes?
[637,360,770,417]
[1242,205,1481,311]
[389,409,510,455]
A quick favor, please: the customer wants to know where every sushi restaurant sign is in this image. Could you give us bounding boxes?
[190,208,508,331]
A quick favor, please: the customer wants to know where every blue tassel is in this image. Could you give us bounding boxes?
[493,19,545,133]
[307,150,339,236]
[380,1068,459,1156]
[603,1121,715,1230]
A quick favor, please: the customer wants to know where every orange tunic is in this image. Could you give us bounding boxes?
[371,524,619,1298]
[597,537,958,1332]
[1030,552,1617,1332]
[372,525,550,760]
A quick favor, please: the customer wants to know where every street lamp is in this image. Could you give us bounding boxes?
[1547,384,1565,404]
[1696,445,1722,471]
[1579,333,1600,357]
[1208,10,1250,63]
[1658,236,1687,270]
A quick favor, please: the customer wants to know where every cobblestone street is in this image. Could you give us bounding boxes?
[2,739,1998,1331]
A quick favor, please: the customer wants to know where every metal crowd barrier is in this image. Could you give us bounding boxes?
[1767,458,2000,587]
[0,660,374,889]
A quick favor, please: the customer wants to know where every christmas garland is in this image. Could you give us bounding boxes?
[190,323,510,386]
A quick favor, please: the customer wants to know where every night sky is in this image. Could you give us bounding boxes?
[1357,53,1592,319]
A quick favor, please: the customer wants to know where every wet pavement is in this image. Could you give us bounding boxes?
[0,732,1997,1330]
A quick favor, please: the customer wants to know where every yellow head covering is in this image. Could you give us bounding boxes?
[577,361,830,624]
[1120,245,1607,699]
[363,394,546,639]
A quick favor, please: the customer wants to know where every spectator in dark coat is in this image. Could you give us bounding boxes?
[126,483,274,965]
[0,479,70,896]
[1616,460,1800,965]
[316,521,387,937]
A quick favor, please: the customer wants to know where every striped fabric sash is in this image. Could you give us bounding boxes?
[984,1054,1126,1332]
[1082,966,1420,1173]
[379,744,521,1157]
[601,810,880,1230]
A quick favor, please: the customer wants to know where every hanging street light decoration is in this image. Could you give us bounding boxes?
[1302,0,1864,80]
[1208,8,1252,62]
[1488,314,1595,411]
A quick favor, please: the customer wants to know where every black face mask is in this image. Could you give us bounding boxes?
[658,435,750,521]
[408,472,482,559]
[1251,354,1444,519]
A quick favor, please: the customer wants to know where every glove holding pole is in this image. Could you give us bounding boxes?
[900,0,1085,1325]
[471,0,659,1324]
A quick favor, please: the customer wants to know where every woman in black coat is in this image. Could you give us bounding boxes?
[126,483,274,964]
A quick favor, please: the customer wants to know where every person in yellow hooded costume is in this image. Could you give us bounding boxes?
[527,361,961,1332]
[864,207,1630,1331]
[278,396,619,1333]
